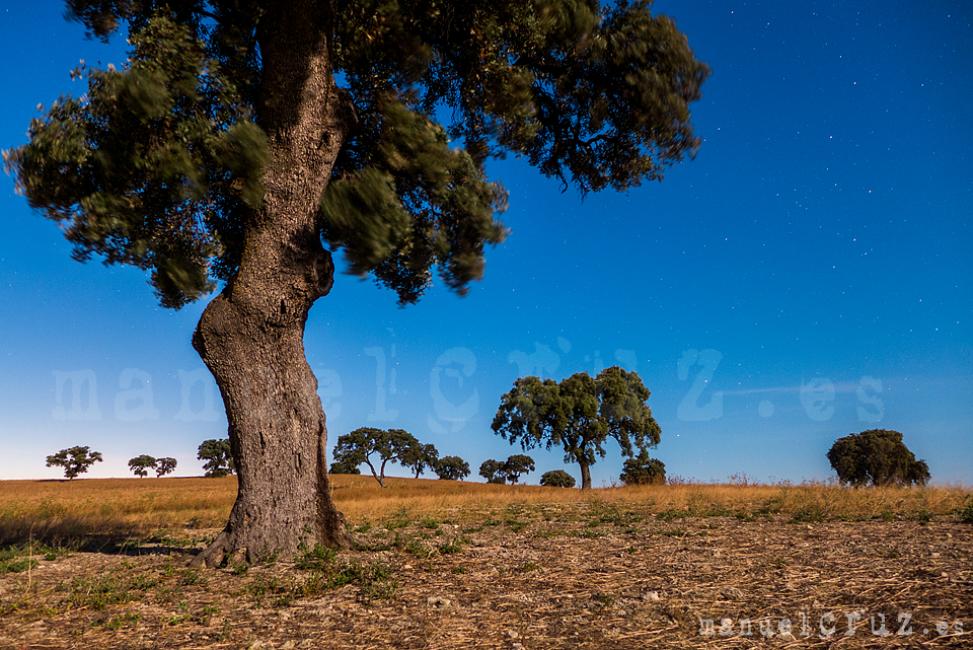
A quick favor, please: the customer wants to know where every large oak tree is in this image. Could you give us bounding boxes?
[492,367,661,489]
[8,0,706,564]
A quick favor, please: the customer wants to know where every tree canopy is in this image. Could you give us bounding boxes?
[492,366,660,489]
[128,454,157,478]
[197,438,234,477]
[433,455,471,480]
[540,469,576,488]
[479,454,536,484]
[398,441,440,479]
[479,459,508,484]
[46,446,103,480]
[827,429,930,487]
[331,427,418,487]
[155,456,178,477]
[619,450,665,485]
[7,0,707,308]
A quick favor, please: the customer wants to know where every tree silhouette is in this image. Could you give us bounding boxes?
[479,455,535,484]
[827,430,930,487]
[619,450,666,485]
[10,1,706,563]
[155,457,178,478]
[540,469,576,488]
[46,446,102,480]
[398,441,440,479]
[332,427,417,487]
[433,456,470,481]
[128,454,157,478]
[503,454,536,484]
[479,459,507,485]
[197,439,234,478]
[493,367,661,489]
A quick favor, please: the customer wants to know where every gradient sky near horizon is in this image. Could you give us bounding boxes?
[0,1,970,485]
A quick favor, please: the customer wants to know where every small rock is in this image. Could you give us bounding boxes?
[940,572,949,579]
[644,591,662,602]
[931,552,940,559]
[427,596,451,608]
[403,564,413,570]
[505,630,520,640]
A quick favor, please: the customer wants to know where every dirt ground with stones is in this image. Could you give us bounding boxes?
[1,503,971,649]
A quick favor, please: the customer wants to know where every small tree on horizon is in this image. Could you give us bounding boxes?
[399,441,440,479]
[46,446,102,480]
[503,454,536,484]
[493,367,661,489]
[197,439,234,478]
[331,427,417,487]
[155,457,178,478]
[540,469,576,488]
[827,429,930,487]
[329,458,362,475]
[619,450,666,485]
[128,454,157,478]
[434,456,470,481]
[479,459,507,485]
[479,455,535,485]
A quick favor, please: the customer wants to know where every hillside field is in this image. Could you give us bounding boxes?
[1,477,971,648]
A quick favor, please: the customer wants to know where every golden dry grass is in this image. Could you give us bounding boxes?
[0,475,969,547]
[1,477,972,648]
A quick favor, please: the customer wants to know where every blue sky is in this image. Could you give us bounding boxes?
[0,1,970,484]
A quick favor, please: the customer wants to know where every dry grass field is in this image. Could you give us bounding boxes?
[1,477,971,648]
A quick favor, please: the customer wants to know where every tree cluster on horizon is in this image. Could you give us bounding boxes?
[330,427,472,486]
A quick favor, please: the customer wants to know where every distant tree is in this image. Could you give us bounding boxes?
[329,458,362,475]
[502,454,536,484]
[827,429,930,487]
[399,441,440,479]
[155,457,178,478]
[479,455,535,485]
[479,459,507,485]
[619,450,666,485]
[46,446,103,480]
[128,454,157,478]
[332,428,417,487]
[540,470,576,488]
[493,367,661,489]
[197,439,234,478]
[434,456,471,481]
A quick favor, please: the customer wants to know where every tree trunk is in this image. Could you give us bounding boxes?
[191,4,351,566]
[579,462,592,490]
[365,459,384,487]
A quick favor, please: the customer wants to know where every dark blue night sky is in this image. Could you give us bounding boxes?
[0,1,970,483]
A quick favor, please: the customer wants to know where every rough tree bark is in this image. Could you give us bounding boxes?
[191,4,351,566]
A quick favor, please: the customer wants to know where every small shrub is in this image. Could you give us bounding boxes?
[294,544,337,571]
[791,503,826,523]
[540,470,576,488]
[958,499,973,524]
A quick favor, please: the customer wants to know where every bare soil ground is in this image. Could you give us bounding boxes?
[1,497,971,649]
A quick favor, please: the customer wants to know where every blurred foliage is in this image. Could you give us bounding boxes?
[8,0,707,307]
